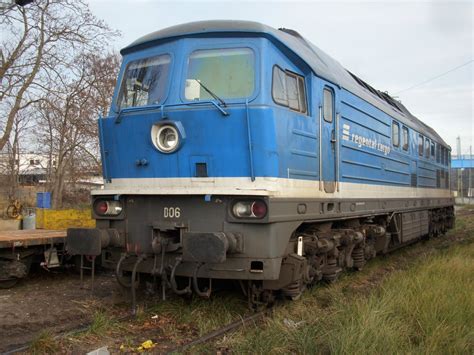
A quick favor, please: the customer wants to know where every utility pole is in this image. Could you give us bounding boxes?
[457,136,462,200]
[470,145,473,202]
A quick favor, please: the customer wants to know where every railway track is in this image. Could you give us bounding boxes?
[1,298,273,355]
[1,312,135,355]
[165,308,272,354]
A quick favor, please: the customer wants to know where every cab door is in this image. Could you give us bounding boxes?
[321,85,337,193]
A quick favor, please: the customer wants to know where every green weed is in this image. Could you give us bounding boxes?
[219,215,474,354]
[86,310,116,336]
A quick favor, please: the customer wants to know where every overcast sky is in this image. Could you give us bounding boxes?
[88,0,473,155]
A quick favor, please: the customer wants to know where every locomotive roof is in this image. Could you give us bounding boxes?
[122,20,448,147]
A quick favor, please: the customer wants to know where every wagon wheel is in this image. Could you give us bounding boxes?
[0,277,19,289]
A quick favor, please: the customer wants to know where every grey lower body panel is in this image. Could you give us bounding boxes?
[401,210,429,243]
[89,194,453,281]
[267,196,454,223]
[109,253,283,280]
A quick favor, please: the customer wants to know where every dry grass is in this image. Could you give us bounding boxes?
[214,211,474,354]
[41,209,473,354]
[143,291,250,341]
[29,331,60,354]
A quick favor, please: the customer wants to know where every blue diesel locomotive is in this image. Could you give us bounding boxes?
[67,21,454,307]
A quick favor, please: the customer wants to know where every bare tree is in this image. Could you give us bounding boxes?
[37,53,119,208]
[87,53,121,118]
[0,0,119,151]
[0,109,32,198]
[6,111,30,195]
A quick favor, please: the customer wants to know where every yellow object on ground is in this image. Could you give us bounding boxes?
[35,208,95,230]
[137,340,156,352]
[140,340,155,349]
[120,340,156,353]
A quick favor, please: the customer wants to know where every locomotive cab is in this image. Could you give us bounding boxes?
[68,26,313,296]
[101,34,313,185]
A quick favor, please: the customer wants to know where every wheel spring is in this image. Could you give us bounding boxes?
[352,247,365,269]
[281,280,303,300]
[322,257,339,282]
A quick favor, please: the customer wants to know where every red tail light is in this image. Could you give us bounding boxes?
[251,201,267,218]
[95,201,109,215]
[94,200,122,216]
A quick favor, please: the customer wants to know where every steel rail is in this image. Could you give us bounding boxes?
[165,309,271,354]
[2,295,273,355]
[1,311,134,355]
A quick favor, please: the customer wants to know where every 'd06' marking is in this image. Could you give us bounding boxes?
[164,207,181,218]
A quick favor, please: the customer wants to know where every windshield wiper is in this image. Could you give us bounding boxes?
[192,79,227,107]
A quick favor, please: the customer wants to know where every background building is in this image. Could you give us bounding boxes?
[451,153,474,204]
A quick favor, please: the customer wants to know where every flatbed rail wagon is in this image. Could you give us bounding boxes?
[0,229,67,288]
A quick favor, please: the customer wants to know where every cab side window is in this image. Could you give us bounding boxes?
[392,121,400,147]
[286,74,299,111]
[402,126,409,151]
[272,66,307,114]
[418,134,423,156]
[272,66,287,105]
[323,88,334,122]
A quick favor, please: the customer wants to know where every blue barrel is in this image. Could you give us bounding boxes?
[37,192,51,208]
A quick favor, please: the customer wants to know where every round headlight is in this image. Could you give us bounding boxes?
[155,125,179,153]
[233,202,252,217]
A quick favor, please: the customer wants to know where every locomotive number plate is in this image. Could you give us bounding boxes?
[163,207,181,218]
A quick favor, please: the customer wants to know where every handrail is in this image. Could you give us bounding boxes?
[113,100,229,123]
[319,105,323,191]
[97,114,109,181]
[245,99,255,182]
[336,112,340,192]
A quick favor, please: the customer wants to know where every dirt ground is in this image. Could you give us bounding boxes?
[0,268,124,352]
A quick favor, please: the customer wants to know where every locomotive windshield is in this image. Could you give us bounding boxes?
[184,48,255,101]
[117,54,171,109]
